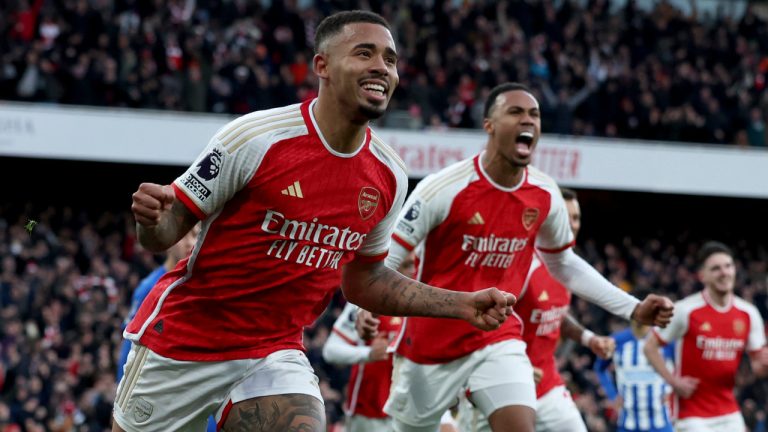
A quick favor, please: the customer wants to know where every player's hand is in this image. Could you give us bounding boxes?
[533,367,543,385]
[355,309,380,341]
[631,294,674,327]
[589,335,616,359]
[612,395,624,413]
[671,376,699,398]
[367,335,389,362]
[131,183,175,227]
[463,288,516,331]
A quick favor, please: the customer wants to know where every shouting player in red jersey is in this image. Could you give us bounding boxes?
[644,241,768,432]
[376,83,673,432]
[113,11,513,432]
[457,187,616,432]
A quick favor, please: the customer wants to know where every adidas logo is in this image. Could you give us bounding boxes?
[538,290,549,302]
[467,212,485,225]
[700,322,712,332]
[281,181,304,198]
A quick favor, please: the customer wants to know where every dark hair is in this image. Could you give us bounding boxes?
[314,10,391,54]
[697,241,733,269]
[483,82,534,118]
[561,187,578,201]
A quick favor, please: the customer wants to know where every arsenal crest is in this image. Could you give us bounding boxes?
[522,207,539,231]
[358,187,380,220]
[733,319,746,335]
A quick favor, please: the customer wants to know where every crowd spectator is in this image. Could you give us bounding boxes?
[1,0,768,146]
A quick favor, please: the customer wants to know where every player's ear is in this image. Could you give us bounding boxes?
[483,118,494,135]
[313,53,329,79]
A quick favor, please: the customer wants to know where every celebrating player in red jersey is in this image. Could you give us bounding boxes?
[457,187,615,432]
[113,11,513,432]
[644,241,768,432]
[379,83,673,432]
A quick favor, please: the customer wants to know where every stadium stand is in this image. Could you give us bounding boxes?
[1,0,767,145]
[1,0,768,431]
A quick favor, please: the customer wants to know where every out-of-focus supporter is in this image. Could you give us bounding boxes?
[1,0,768,145]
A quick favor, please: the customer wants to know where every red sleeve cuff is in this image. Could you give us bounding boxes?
[651,328,669,346]
[537,240,576,254]
[354,251,388,263]
[392,234,415,251]
[332,328,358,345]
[172,183,206,220]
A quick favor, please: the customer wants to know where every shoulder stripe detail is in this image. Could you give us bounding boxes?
[421,161,474,202]
[216,105,301,142]
[370,133,406,173]
[527,166,557,187]
[224,118,305,154]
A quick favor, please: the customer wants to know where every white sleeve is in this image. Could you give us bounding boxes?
[538,248,639,320]
[390,179,449,251]
[322,303,372,365]
[653,301,688,345]
[746,304,767,351]
[535,186,574,253]
[355,162,409,259]
[322,332,371,365]
[384,241,411,271]
[173,127,264,218]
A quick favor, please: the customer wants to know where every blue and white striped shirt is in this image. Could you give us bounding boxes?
[594,328,675,432]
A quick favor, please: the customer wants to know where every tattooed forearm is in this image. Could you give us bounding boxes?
[362,264,462,318]
[137,199,197,252]
[222,394,324,432]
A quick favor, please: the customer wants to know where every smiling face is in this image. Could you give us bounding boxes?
[314,22,399,122]
[483,90,541,167]
[699,252,736,296]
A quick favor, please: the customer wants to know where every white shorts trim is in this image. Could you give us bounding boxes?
[535,385,586,432]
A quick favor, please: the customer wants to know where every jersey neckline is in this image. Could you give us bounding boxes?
[474,151,527,192]
[303,98,370,159]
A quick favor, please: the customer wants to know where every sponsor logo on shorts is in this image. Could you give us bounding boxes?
[133,397,154,423]
[195,148,223,180]
[183,173,211,201]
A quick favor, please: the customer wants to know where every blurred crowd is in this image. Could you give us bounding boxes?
[2,0,768,146]
[0,200,766,431]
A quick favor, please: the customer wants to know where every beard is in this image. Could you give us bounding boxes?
[358,101,387,120]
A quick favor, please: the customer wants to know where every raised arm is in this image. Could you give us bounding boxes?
[131,183,199,252]
[342,259,514,331]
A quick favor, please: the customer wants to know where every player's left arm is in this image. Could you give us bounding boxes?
[561,313,615,359]
[745,304,768,377]
[536,186,673,326]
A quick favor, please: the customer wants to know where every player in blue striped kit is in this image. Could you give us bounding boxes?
[594,318,675,432]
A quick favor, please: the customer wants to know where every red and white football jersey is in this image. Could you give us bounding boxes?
[516,256,571,398]
[125,99,408,361]
[391,155,574,363]
[653,291,766,419]
[332,303,403,419]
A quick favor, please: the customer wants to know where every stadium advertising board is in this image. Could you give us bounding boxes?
[2,102,767,198]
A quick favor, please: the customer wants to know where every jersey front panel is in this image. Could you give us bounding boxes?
[516,257,571,398]
[392,157,573,363]
[654,292,766,419]
[126,100,408,361]
[332,303,403,419]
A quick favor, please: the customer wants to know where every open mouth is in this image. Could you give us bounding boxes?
[361,81,387,102]
[515,132,534,157]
